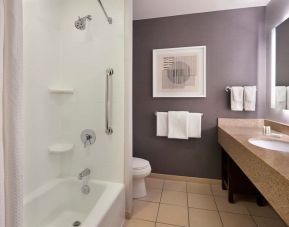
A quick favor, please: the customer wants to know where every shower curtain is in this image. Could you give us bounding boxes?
[0,0,23,226]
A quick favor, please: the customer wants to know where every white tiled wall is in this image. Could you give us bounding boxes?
[24,0,125,195]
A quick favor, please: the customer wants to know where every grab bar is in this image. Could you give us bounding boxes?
[105,68,114,135]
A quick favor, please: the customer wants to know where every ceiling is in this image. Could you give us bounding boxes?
[133,0,271,20]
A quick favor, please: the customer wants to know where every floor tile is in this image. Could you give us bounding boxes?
[211,184,227,197]
[146,178,164,190]
[125,218,155,227]
[252,216,287,227]
[220,212,257,227]
[157,204,188,227]
[187,182,212,195]
[138,189,162,203]
[132,200,159,222]
[161,190,187,206]
[189,208,222,227]
[243,202,279,219]
[214,196,249,214]
[188,193,217,210]
[163,180,186,192]
[156,223,182,227]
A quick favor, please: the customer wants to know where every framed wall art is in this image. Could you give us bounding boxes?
[153,46,206,98]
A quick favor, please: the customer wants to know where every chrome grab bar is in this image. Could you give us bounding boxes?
[105,68,113,135]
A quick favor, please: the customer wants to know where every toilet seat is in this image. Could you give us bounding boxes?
[133,158,150,170]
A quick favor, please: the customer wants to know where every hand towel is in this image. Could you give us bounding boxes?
[188,113,202,138]
[231,86,244,111]
[276,86,286,109]
[244,86,256,111]
[287,87,289,110]
[168,111,189,139]
[156,112,168,137]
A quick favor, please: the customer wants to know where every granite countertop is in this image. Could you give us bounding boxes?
[218,118,289,225]
[218,124,289,182]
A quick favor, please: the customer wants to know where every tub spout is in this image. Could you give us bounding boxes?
[78,168,91,180]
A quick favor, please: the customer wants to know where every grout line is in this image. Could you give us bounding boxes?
[211,184,225,227]
[186,189,190,227]
[154,181,164,224]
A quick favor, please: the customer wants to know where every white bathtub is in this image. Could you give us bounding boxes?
[24,178,125,227]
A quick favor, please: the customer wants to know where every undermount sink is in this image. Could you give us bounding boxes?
[248,138,289,152]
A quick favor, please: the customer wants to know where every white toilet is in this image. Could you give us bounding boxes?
[132,157,151,198]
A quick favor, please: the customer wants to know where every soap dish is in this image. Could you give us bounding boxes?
[48,144,74,153]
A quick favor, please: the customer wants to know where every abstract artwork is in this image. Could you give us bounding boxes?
[153,46,206,97]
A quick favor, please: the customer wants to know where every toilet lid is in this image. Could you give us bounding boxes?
[133,157,150,170]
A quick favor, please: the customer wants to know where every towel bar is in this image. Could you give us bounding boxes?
[155,112,204,117]
[225,86,258,92]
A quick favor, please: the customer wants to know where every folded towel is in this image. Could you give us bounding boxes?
[276,86,286,109]
[188,113,202,138]
[231,86,244,111]
[168,111,189,139]
[287,87,289,110]
[244,86,256,111]
[156,112,168,137]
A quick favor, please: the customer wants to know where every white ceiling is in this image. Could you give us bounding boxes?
[133,0,271,20]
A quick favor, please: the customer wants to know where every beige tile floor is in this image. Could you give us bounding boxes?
[125,177,288,227]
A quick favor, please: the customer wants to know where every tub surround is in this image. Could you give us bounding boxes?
[218,118,289,225]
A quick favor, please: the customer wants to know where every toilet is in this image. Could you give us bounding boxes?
[132,157,151,198]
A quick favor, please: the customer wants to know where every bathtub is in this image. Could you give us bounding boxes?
[24,178,125,227]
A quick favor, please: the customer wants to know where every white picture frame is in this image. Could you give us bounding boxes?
[153,46,206,98]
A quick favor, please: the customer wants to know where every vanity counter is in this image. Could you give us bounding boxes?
[218,118,289,225]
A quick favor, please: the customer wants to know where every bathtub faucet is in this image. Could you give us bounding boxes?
[78,168,91,180]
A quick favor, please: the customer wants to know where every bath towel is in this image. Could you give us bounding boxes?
[188,113,202,138]
[168,111,189,139]
[156,112,168,137]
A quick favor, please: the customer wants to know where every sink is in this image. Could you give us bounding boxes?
[248,138,289,152]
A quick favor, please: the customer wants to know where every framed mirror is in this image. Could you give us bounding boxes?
[271,17,289,110]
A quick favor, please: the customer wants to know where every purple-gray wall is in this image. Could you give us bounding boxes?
[133,7,266,179]
[266,0,289,122]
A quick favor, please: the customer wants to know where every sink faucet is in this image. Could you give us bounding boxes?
[78,168,91,180]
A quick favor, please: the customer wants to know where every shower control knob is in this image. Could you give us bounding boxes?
[81,129,96,148]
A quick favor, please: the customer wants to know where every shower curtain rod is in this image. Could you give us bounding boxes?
[97,0,112,24]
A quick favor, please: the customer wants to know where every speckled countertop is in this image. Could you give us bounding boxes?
[218,118,289,225]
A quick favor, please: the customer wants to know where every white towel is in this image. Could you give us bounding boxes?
[156,112,168,137]
[231,86,244,111]
[244,86,256,111]
[287,87,289,110]
[188,113,202,138]
[276,86,286,109]
[168,111,189,139]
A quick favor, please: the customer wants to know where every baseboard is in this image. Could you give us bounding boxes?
[149,173,221,185]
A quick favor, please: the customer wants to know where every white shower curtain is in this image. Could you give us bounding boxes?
[0,0,23,226]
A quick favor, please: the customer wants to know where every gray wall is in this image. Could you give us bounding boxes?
[133,7,266,179]
[276,18,289,86]
[266,0,289,122]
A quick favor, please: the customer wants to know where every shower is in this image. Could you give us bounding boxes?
[75,0,112,30]
[75,15,92,30]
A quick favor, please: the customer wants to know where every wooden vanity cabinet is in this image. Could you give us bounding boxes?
[221,148,266,206]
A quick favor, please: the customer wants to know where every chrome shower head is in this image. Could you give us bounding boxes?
[75,15,92,30]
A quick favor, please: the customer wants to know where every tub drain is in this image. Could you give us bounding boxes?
[73,221,81,226]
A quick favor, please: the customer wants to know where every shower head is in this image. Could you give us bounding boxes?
[75,15,92,30]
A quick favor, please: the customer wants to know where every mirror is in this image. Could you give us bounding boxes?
[272,18,289,110]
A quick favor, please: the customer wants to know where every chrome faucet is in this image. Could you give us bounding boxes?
[78,168,91,180]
